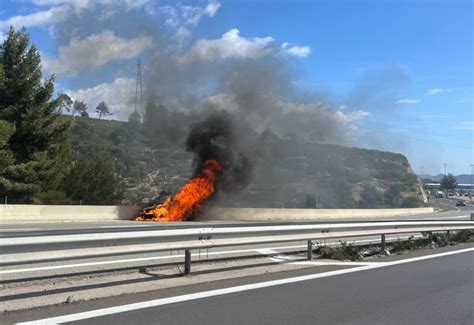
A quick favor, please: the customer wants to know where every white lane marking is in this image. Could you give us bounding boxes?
[0,228,40,232]
[255,249,279,255]
[440,216,469,219]
[294,261,390,266]
[406,215,468,220]
[18,247,474,325]
[256,249,388,266]
[99,225,156,228]
[0,256,183,275]
[0,235,421,275]
[441,215,469,219]
[268,255,388,266]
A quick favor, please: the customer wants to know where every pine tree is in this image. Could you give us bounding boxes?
[57,93,73,113]
[0,120,15,195]
[0,61,4,95]
[0,27,71,202]
[73,100,88,117]
[96,101,112,119]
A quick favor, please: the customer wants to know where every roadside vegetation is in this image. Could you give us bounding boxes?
[0,27,121,204]
[315,242,362,261]
[312,230,473,261]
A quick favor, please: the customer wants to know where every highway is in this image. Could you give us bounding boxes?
[1,202,471,275]
[1,201,472,324]
[1,201,472,281]
[4,246,473,324]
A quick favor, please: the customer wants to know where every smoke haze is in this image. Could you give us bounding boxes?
[37,1,391,203]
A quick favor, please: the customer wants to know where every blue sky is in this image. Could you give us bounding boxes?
[0,0,472,175]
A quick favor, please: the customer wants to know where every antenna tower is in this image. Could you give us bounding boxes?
[134,58,144,116]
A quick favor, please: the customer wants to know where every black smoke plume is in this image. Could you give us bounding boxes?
[185,111,252,192]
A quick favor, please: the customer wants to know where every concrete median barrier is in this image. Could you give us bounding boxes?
[201,207,435,221]
[0,204,140,222]
[0,205,434,222]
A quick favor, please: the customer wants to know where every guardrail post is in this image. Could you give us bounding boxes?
[381,234,386,251]
[307,240,313,260]
[184,249,191,275]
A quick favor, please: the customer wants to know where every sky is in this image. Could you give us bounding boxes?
[0,0,472,175]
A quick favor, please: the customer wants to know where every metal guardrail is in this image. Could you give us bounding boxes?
[1,220,473,275]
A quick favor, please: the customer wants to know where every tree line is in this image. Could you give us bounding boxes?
[0,27,121,204]
[60,95,113,119]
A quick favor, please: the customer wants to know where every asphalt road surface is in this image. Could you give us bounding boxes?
[7,247,473,324]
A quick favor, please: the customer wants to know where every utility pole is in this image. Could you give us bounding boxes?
[442,163,447,198]
[421,165,424,177]
[470,164,473,198]
[134,58,144,118]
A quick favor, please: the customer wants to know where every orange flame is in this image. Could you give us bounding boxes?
[134,159,222,222]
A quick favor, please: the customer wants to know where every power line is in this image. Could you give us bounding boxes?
[134,58,144,117]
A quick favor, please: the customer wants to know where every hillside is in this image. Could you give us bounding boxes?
[68,116,425,208]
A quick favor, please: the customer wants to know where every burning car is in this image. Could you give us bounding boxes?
[134,159,222,222]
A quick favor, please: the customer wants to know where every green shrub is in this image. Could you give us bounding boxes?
[390,236,429,252]
[432,230,473,247]
[358,185,383,208]
[315,242,361,261]
[401,196,422,208]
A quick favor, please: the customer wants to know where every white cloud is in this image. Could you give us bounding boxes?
[181,1,221,26]
[175,25,191,40]
[178,29,311,63]
[160,1,221,43]
[205,1,221,17]
[347,110,371,121]
[66,77,135,120]
[43,30,152,76]
[334,110,371,124]
[0,5,70,30]
[32,0,91,11]
[1,1,155,32]
[426,88,451,95]
[396,99,422,104]
[179,28,274,63]
[160,1,220,28]
[280,42,311,57]
[32,0,152,12]
[160,6,179,28]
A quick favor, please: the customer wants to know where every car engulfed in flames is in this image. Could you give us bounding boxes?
[134,159,222,222]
